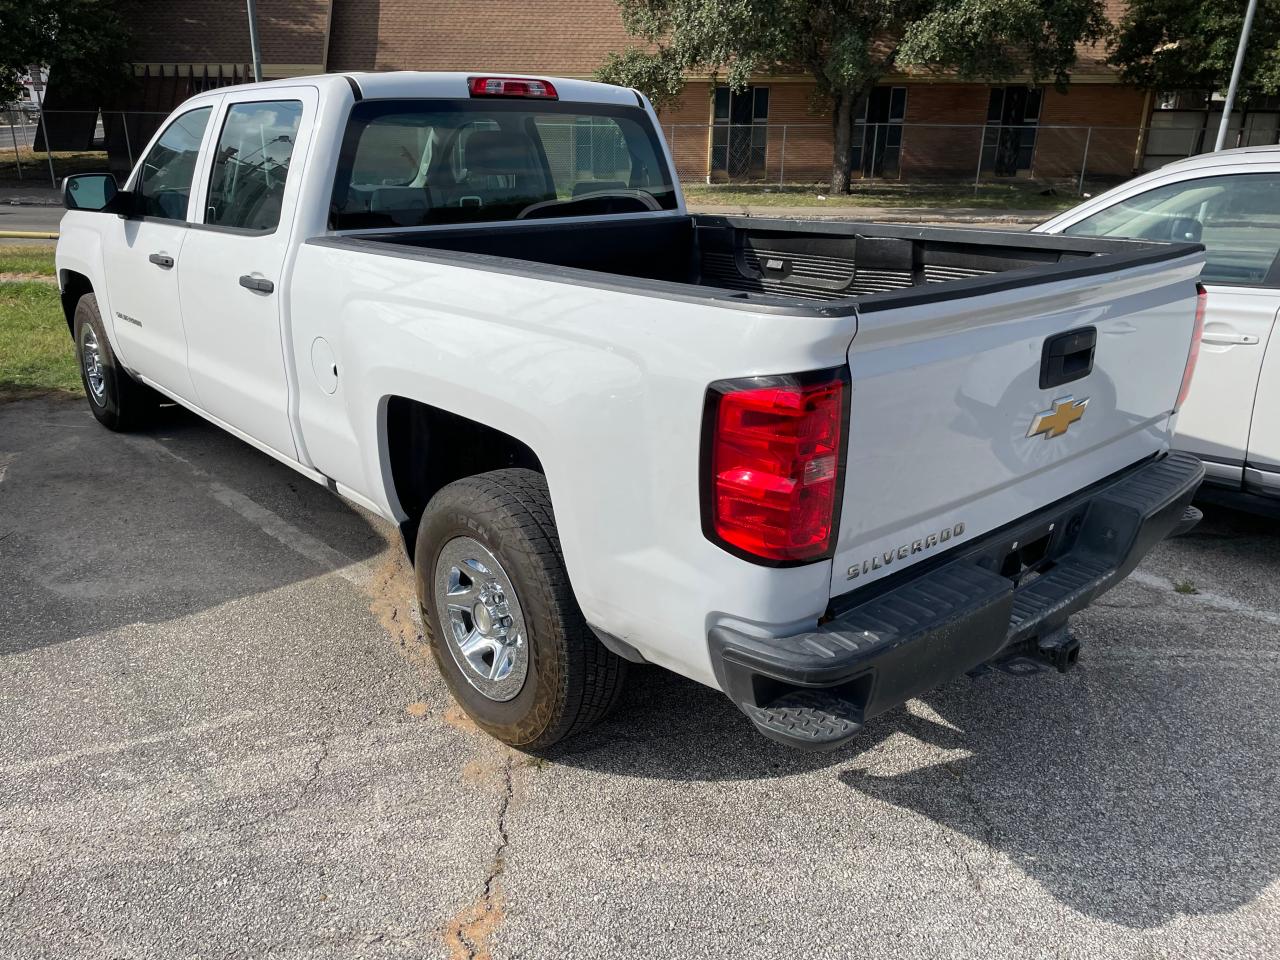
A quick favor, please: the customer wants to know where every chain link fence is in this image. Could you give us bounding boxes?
[0,109,170,192]
[663,120,1280,196]
[6,110,1280,199]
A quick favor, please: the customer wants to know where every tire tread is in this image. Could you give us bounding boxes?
[418,468,626,748]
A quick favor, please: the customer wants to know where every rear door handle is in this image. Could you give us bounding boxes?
[148,253,174,269]
[238,275,275,294]
[1201,332,1260,345]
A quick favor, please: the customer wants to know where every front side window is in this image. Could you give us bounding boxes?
[205,100,304,232]
[331,99,678,229]
[136,106,212,220]
[1062,172,1280,285]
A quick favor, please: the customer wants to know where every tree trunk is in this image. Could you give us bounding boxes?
[831,93,854,194]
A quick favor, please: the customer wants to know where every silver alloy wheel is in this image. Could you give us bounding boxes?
[432,536,529,702]
[80,325,106,405]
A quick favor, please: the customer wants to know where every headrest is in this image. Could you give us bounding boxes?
[465,131,537,177]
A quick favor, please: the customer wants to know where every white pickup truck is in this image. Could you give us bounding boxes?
[56,72,1207,751]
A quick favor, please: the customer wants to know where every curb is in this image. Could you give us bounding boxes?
[0,230,57,239]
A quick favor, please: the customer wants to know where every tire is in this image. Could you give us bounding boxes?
[416,468,626,750]
[73,293,158,431]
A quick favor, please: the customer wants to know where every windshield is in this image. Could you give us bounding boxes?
[330,99,678,229]
[1061,172,1280,285]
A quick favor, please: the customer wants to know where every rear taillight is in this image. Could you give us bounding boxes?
[468,76,558,99]
[702,369,848,564]
[1176,282,1207,412]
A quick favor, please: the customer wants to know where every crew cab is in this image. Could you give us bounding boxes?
[56,73,1206,751]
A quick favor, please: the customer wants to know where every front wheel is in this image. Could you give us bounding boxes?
[415,468,626,750]
[72,293,158,431]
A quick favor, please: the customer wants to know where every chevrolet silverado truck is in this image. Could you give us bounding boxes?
[56,72,1206,751]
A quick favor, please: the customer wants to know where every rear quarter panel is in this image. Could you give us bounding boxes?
[288,241,858,686]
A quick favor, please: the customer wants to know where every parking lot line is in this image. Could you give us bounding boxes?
[1128,569,1280,627]
[0,709,256,778]
[123,435,379,589]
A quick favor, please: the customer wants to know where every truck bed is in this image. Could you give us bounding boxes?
[313,214,1197,314]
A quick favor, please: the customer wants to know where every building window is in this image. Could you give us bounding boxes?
[852,86,906,178]
[1145,92,1280,171]
[982,86,1042,177]
[711,86,769,179]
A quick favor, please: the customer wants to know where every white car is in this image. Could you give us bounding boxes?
[1039,147,1280,507]
[55,72,1205,750]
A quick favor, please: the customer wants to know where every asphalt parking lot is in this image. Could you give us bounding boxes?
[2,393,1279,959]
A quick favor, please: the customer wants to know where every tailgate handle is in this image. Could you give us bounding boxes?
[1040,326,1096,390]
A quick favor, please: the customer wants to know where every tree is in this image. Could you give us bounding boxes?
[1109,0,1280,99]
[596,0,1107,192]
[0,0,134,106]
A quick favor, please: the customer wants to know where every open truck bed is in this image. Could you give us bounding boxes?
[313,214,1196,315]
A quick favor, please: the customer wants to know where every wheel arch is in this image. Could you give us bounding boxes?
[381,395,545,563]
[58,269,95,334]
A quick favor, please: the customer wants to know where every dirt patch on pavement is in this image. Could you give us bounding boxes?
[443,886,505,960]
[462,753,514,784]
[365,547,428,657]
[404,701,430,719]
[0,386,77,404]
[444,703,480,735]
[0,272,56,283]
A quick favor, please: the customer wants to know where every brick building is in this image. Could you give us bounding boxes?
[52,0,1165,184]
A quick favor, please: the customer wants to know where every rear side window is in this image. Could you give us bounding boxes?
[136,106,212,221]
[205,100,304,232]
[1062,172,1280,286]
[331,99,677,229]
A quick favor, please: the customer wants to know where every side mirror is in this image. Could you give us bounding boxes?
[1168,216,1203,244]
[63,173,119,212]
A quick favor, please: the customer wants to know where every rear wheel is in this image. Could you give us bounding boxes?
[415,468,626,749]
[73,293,158,431]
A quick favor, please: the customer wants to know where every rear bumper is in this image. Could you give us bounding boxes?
[708,451,1205,749]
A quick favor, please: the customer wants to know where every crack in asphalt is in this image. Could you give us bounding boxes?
[271,724,336,822]
[3,864,36,919]
[944,761,998,892]
[299,728,334,806]
[445,754,514,960]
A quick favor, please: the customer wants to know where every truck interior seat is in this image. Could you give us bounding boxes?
[459,131,556,208]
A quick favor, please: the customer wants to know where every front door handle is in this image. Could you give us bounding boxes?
[238,275,275,294]
[148,253,174,269]
[1201,332,1260,346]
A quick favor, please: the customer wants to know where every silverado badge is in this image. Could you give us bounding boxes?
[1027,396,1088,439]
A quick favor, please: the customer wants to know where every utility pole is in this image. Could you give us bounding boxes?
[1214,0,1259,151]
[246,0,264,83]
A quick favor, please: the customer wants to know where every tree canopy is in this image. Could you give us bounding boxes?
[0,0,134,105]
[596,0,1108,191]
[1109,0,1280,99]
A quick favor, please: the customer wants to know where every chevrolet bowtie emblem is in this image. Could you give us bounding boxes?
[1027,396,1089,439]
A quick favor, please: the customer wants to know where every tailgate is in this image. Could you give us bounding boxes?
[830,251,1204,595]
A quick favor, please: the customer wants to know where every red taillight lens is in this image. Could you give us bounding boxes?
[1176,282,1207,412]
[468,76,558,99]
[704,370,848,564]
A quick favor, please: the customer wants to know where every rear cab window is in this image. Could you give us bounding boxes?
[330,99,677,229]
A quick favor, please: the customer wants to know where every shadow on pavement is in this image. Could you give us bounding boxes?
[553,505,1280,928]
[0,396,388,656]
